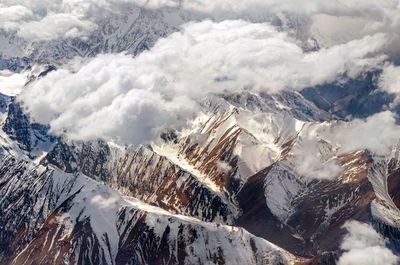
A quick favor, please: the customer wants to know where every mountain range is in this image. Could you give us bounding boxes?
[1,1,400,265]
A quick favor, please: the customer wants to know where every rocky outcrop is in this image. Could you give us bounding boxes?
[0,153,294,265]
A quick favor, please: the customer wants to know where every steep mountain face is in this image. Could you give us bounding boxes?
[45,141,238,223]
[236,132,400,258]
[0,6,185,67]
[0,94,55,160]
[0,153,295,265]
[153,92,330,194]
[0,88,399,264]
[240,151,376,256]
[2,1,400,264]
[300,72,395,119]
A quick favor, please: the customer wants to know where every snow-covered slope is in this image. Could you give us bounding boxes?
[0,85,399,264]
[237,129,400,257]
[152,92,329,194]
[44,140,239,224]
[0,153,295,265]
[0,6,185,66]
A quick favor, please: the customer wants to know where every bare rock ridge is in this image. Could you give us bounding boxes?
[0,91,399,264]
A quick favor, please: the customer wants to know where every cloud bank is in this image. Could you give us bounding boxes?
[292,111,400,180]
[292,130,342,180]
[0,0,181,41]
[19,19,388,144]
[1,0,400,50]
[0,3,95,40]
[338,220,398,265]
[330,111,400,155]
[379,63,400,106]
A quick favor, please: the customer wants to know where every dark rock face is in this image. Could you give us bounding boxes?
[3,101,34,151]
[116,211,183,265]
[13,207,110,265]
[2,99,56,155]
[0,156,57,263]
[375,220,400,255]
[0,87,399,264]
[296,252,338,265]
[0,57,29,73]
[300,72,394,120]
[236,166,305,255]
[45,141,236,224]
[388,168,400,210]
[238,149,400,259]
[46,140,112,181]
[0,152,293,265]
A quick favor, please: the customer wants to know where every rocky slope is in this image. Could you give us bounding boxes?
[0,154,295,265]
[0,90,399,264]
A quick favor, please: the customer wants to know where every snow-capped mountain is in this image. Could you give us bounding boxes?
[1,1,400,265]
[0,87,399,264]
[0,154,294,265]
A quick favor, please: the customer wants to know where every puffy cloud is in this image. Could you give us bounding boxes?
[291,111,400,180]
[182,0,400,54]
[310,111,400,158]
[309,0,400,48]
[330,111,400,156]
[16,13,96,40]
[338,220,398,265]
[19,20,387,145]
[149,20,386,94]
[0,0,179,41]
[0,5,33,27]
[0,70,27,96]
[0,0,399,49]
[292,126,342,180]
[18,54,196,144]
[0,2,95,40]
[379,63,400,105]
[293,153,341,180]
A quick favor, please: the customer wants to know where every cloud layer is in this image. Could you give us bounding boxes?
[1,0,400,50]
[19,19,388,145]
[379,63,400,106]
[338,220,398,265]
[292,111,400,179]
[330,111,400,155]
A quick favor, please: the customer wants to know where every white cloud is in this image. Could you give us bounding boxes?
[0,70,27,96]
[338,220,398,265]
[0,0,179,41]
[379,63,400,106]
[0,2,94,40]
[19,53,197,144]
[292,128,342,180]
[19,20,388,145]
[0,5,33,27]
[216,160,232,174]
[309,0,400,47]
[0,0,399,49]
[17,12,96,40]
[293,154,341,180]
[330,111,400,156]
[177,0,400,53]
[291,111,400,180]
